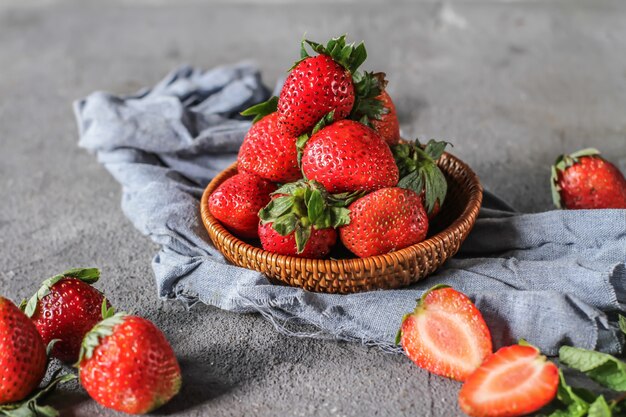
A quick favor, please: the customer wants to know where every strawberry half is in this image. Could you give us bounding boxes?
[551,148,626,209]
[78,311,182,414]
[392,139,450,218]
[258,180,359,257]
[459,344,559,417]
[397,285,492,382]
[23,267,109,363]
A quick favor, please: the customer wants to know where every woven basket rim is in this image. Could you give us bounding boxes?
[200,151,483,271]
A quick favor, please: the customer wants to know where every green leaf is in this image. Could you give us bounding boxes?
[240,96,278,123]
[588,396,612,417]
[62,267,100,283]
[559,346,626,391]
[423,139,451,160]
[45,339,60,357]
[329,207,351,228]
[306,190,324,224]
[271,213,298,236]
[551,165,563,209]
[569,148,601,160]
[546,370,593,417]
[395,313,411,345]
[101,298,115,319]
[294,225,312,254]
[349,71,387,126]
[619,315,626,336]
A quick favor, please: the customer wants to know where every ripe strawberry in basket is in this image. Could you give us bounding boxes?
[392,139,450,219]
[258,180,361,258]
[78,311,181,414]
[371,90,400,145]
[238,99,301,183]
[209,172,277,239]
[23,267,109,363]
[339,187,428,258]
[551,148,626,209]
[248,35,386,137]
[301,120,399,194]
[397,285,492,382]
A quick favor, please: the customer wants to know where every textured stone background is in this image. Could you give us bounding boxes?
[1,0,625,416]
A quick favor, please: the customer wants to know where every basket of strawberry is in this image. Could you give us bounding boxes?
[201,36,483,293]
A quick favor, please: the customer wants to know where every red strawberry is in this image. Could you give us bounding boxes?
[392,139,450,218]
[551,148,626,209]
[397,286,492,382]
[371,90,400,145]
[301,120,399,194]
[258,222,337,258]
[78,312,182,414]
[0,297,47,404]
[237,111,301,183]
[23,267,109,363]
[276,36,367,136]
[459,344,559,417]
[340,187,428,258]
[258,180,358,258]
[209,172,277,239]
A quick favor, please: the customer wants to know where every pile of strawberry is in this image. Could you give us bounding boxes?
[0,268,181,416]
[209,35,450,258]
[397,285,626,417]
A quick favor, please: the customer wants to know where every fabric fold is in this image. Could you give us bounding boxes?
[75,63,626,356]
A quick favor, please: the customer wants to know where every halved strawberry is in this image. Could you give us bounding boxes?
[397,285,492,381]
[459,344,559,417]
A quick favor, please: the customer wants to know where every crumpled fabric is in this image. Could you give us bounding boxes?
[74,63,626,355]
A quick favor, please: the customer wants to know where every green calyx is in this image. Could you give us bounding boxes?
[240,96,278,124]
[550,148,601,209]
[392,139,451,215]
[0,369,77,417]
[294,34,367,74]
[76,310,127,366]
[349,71,388,128]
[23,268,101,318]
[258,180,361,253]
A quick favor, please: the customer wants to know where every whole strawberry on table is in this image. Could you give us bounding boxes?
[209,35,450,259]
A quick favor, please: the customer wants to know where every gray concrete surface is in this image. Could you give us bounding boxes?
[1,0,625,416]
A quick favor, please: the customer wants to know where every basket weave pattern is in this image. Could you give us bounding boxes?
[200,152,483,293]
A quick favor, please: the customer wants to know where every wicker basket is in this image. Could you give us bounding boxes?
[200,152,482,293]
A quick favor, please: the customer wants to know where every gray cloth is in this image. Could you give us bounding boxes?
[74,63,626,356]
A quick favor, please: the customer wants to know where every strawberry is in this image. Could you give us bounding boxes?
[396,285,492,382]
[275,36,369,136]
[371,90,400,145]
[301,120,399,194]
[22,267,109,363]
[551,148,626,209]
[459,344,559,417]
[258,180,359,257]
[0,296,47,404]
[237,105,301,183]
[209,172,277,239]
[392,139,450,218]
[258,222,337,258]
[339,187,428,258]
[78,312,182,414]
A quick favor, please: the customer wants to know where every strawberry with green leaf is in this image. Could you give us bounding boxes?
[269,35,384,136]
[258,180,359,258]
[551,148,626,210]
[392,139,450,218]
[78,310,182,415]
[370,90,400,145]
[23,267,110,363]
